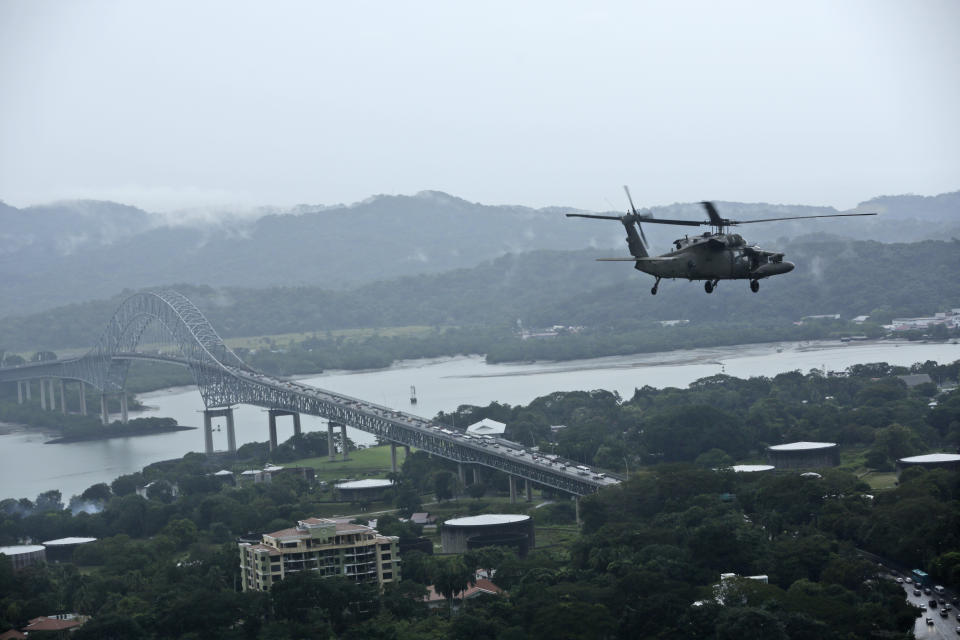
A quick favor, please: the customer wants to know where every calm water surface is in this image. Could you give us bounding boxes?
[1,339,957,501]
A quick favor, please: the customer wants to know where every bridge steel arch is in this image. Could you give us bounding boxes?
[0,290,621,496]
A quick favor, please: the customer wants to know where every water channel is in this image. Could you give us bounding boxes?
[1,339,957,502]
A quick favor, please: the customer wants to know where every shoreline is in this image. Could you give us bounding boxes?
[44,425,196,444]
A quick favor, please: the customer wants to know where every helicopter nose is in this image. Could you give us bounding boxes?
[781,261,795,274]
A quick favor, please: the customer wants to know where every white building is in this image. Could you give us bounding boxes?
[466,419,506,436]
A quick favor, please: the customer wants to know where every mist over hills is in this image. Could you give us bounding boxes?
[1,189,958,318]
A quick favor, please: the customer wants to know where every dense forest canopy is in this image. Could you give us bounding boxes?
[1,359,958,638]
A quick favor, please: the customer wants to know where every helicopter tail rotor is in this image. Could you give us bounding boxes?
[565,186,652,259]
[623,185,649,248]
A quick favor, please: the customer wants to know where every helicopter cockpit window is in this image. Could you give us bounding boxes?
[728,234,744,246]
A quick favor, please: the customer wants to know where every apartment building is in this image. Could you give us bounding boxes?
[239,517,400,592]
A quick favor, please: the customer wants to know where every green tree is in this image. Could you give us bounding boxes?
[433,471,456,502]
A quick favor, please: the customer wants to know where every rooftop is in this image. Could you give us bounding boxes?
[0,545,45,555]
[768,441,836,451]
[335,479,394,489]
[466,418,506,435]
[23,617,82,632]
[899,453,960,464]
[445,514,529,527]
[42,537,97,546]
[424,578,504,603]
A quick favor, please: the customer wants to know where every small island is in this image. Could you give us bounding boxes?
[45,417,195,444]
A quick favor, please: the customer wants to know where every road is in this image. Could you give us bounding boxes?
[899,581,960,639]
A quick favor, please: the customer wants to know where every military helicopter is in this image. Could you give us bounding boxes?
[567,187,876,295]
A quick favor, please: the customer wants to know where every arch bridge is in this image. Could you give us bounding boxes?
[0,290,621,500]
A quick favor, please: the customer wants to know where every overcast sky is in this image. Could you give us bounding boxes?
[1,1,958,213]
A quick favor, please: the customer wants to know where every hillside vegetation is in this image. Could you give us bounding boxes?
[1,239,958,359]
[1,190,958,317]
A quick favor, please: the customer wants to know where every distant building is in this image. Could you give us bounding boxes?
[730,464,775,473]
[335,479,394,502]
[441,514,534,556]
[466,419,506,436]
[424,577,504,612]
[238,517,399,592]
[887,309,960,332]
[21,615,86,634]
[0,545,45,571]
[897,453,960,474]
[42,537,97,563]
[767,441,839,469]
[410,512,436,525]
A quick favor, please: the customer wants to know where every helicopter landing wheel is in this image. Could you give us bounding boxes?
[651,277,661,295]
[750,279,759,293]
[704,281,714,294]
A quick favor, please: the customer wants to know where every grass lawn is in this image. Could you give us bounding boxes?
[535,526,580,548]
[286,445,407,482]
[861,471,899,491]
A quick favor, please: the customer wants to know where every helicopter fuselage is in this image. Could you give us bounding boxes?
[633,232,795,281]
[566,191,872,295]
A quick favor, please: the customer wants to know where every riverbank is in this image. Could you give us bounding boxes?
[3,338,958,502]
[45,423,195,444]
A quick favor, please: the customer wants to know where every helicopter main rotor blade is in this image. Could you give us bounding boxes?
[633,217,704,226]
[729,212,878,225]
[565,213,624,220]
[623,185,639,215]
[567,212,703,227]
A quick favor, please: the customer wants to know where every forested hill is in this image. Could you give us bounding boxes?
[2,190,958,318]
[1,238,958,352]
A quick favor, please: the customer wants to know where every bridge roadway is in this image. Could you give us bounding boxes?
[0,289,622,497]
[220,365,622,496]
[1,354,622,497]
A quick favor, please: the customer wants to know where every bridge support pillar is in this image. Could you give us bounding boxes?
[268,410,301,451]
[472,466,479,485]
[509,475,517,504]
[204,413,215,456]
[525,479,532,502]
[120,393,128,424]
[48,379,56,413]
[458,463,466,486]
[17,380,23,404]
[25,379,32,400]
[327,422,336,461]
[79,383,87,416]
[59,379,66,414]
[390,443,398,473]
[203,408,235,455]
[404,445,410,457]
[575,496,581,526]
[100,394,109,425]
[226,412,236,453]
[40,379,47,410]
[268,413,278,451]
[341,422,348,460]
